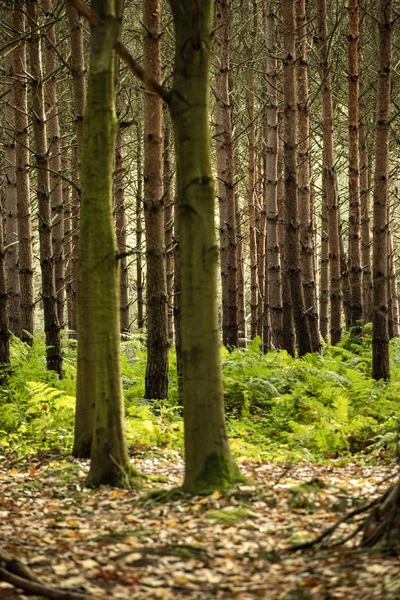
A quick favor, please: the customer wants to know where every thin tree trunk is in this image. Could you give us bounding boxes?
[14,1,35,343]
[143,0,168,399]
[114,129,129,334]
[3,6,21,338]
[215,0,238,349]
[314,0,342,345]
[372,0,391,381]
[43,0,65,328]
[360,115,373,323]
[282,0,312,356]
[295,0,320,352]
[135,127,144,331]
[66,2,86,334]
[265,5,282,351]
[169,0,243,493]
[236,192,246,346]
[348,0,363,328]
[164,117,174,346]
[27,0,62,377]
[319,187,329,341]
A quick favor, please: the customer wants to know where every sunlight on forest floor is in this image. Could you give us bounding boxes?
[0,452,399,599]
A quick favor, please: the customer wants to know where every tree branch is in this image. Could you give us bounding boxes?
[65,0,171,103]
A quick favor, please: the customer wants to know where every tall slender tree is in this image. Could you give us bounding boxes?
[295,0,320,352]
[72,0,133,484]
[314,0,342,345]
[372,0,392,381]
[215,0,238,349]
[347,0,363,328]
[13,0,35,343]
[169,0,243,493]
[282,0,312,356]
[143,0,169,399]
[27,0,62,376]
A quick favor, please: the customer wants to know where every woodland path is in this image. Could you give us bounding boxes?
[0,453,398,599]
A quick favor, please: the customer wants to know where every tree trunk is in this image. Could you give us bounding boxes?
[265,5,282,351]
[43,0,65,328]
[169,0,243,494]
[362,477,400,551]
[114,129,130,334]
[319,199,329,341]
[143,0,169,400]
[215,0,238,349]
[282,0,312,357]
[135,127,144,331]
[347,0,363,328]
[66,2,86,334]
[77,0,132,486]
[27,0,62,377]
[164,117,174,346]
[295,0,320,352]
[314,0,342,345]
[13,1,35,343]
[372,0,391,381]
[3,6,21,338]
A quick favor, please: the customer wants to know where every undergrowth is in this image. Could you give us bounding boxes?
[0,330,399,463]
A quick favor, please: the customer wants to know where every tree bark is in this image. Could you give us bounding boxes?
[27,0,62,377]
[164,117,174,346]
[43,0,65,328]
[13,1,35,343]
[143,0,169,399]
[265,5,282,351]
[214,0,238,349]
[135,125,144,331]
[3,6,21,338]
[372,0,391,381]
[77,0,132,486]
[66,1,86,334]
[314,0,342,345]
[169,0,243,493]
[347,0,363,328]
[295,0,320,352]
[282,0,312,356]
[114,129,130,334]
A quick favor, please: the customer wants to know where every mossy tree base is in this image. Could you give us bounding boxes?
[183,452,246,496]
[361,479,400,552]
[86,463,141,489]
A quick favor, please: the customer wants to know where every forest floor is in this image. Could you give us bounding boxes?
[0,451,399,600]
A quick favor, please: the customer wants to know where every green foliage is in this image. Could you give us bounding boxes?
[1,329,399,464]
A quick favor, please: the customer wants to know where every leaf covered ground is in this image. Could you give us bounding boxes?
[1,452,399,600]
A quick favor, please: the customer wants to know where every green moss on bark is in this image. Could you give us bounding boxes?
[185,452,245,496]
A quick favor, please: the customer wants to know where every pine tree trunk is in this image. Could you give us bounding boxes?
[314,0,342,345]
[143,0,169,399]
[169,0,242,494]
[282,0,312,357]
[135,129,144,332]
[114,129,130,334]
[27,0,62,377]
[319,196,329,341]
[265,5,282,351]
[43,0,65,328]
[295,0,320,352]
[215,0,238,349]
[164,119,174,346]
[77,0,132,486]
[13,1,35,343]
[348,0,363,328]
[66,2,86,334]
[372,0,391,381]
[3,6,21,338]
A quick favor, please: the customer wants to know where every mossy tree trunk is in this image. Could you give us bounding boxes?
[169,0,243,494]
[372,0,391,381]
[75,0,132,485]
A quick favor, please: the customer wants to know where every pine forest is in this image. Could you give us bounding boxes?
[1,0,400,598]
